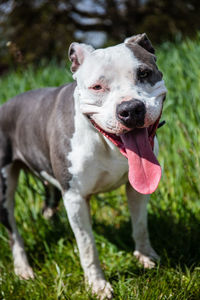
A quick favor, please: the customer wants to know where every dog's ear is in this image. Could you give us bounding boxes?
[124,33,155,54]
[68,43,94,73]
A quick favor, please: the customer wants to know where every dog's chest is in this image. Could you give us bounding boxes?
[67,113,128,196]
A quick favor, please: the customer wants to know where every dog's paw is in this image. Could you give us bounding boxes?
[14,264,35,280]
[134,249,160,269]
[42,207,55,219]
[87,278,113,299]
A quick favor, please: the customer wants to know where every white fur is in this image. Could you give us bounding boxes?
[63,190,113,299]
[126,184,160,268]
[74,43,167,135]
[68,88,128,197]
[63,88,130,298]
[62,88,161,298]
[62,42,167,298]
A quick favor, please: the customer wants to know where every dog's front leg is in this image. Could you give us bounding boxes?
[126,183,159,268]
[63,190,113,299]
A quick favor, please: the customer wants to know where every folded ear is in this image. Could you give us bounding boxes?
[68,42,94,73]
[124,33,155,54]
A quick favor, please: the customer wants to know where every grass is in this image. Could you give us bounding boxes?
[0,36,200,299]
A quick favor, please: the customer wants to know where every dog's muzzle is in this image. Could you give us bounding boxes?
[116,99,146,128]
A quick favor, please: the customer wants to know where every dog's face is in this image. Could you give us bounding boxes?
[69,33,167,136]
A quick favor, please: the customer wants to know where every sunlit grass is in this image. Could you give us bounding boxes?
[0,36,200,299]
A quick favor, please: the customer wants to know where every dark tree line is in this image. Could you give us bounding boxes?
[0,0,200,72]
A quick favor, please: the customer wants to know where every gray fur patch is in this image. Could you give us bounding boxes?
[0,82,76,192]
[125,43,163,86]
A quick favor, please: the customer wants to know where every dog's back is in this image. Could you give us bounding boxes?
[0,82,75,175]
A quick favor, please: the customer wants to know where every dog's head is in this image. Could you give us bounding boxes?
[68,34,167,195]
[68,33,167,135]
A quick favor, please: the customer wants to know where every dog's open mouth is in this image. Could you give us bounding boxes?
[90,117,162,195]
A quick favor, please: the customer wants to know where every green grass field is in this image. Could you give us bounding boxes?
[0,36,200,299]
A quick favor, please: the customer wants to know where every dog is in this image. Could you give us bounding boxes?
[0,33,167,299]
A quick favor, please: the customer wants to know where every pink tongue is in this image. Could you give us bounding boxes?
[121,128,161,194]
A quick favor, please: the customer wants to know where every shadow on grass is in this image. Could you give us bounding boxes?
[92,208,200,270]
[148,210,200,269]
[20,192,200,273]
[26,211,74,266]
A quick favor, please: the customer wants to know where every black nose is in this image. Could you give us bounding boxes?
[116,100,146,128]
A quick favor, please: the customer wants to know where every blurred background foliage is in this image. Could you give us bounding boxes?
[0,0,200,73]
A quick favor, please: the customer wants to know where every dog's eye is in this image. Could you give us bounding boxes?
[138,69,151,79]
[92,85,102,90]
